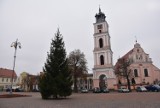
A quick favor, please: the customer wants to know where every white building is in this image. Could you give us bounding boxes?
[0,68,18,91]
[92,8,116,90]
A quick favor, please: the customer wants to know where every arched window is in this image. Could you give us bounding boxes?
[134,69,138,77]
[99,38,103,48]
[144,69,149,77]
[100,55,104,65]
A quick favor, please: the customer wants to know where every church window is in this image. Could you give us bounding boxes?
[99,38,103,48]
[134,69,138,77]
[99,30,102,33]
[144,69,149,77]
[100,55,104,65]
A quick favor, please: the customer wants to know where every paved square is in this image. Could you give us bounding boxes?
[0,92,160,108]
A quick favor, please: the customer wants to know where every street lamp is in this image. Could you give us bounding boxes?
[10,39,21,94]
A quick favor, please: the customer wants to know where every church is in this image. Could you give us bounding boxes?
[76,8,160,90]
[115,41,160,88]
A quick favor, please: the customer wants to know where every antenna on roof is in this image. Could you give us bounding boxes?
[99,4,101,13]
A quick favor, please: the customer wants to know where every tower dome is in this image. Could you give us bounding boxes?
[95,7,106,23]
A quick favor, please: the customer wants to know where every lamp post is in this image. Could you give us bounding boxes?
[10,39,21,94]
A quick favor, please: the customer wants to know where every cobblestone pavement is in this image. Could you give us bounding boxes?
[0,92,160,108]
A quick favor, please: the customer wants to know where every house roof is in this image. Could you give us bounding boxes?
[0,68,17,78]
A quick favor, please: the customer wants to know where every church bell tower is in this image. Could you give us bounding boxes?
[93,8,116,89]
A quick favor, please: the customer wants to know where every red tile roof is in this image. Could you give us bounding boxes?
[121,49,133,60]
[0,68,17,78]
[114,49,133,69]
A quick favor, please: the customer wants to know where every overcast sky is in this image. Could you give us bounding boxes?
[0,0,160,76]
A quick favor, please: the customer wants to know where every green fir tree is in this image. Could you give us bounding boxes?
[39,28,73,99]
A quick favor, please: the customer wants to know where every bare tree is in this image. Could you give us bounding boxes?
[114,58,132,91]
[68,49,87,92]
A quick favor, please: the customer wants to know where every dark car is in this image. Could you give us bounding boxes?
[15,88,24,92]
[101,88,110,93]
[93,87,101,93]
[6,88,11,92]
[145,85,160,92]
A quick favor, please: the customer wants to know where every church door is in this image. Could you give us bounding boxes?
[99,75,107,90]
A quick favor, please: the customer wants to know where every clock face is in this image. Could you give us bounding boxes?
[97,24,103,29]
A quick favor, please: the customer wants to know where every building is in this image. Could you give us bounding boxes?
[115,42,160,88]
[92,8,116,90]
[76,73,93,90]
[0,68,17,91]
[18,72,39,91]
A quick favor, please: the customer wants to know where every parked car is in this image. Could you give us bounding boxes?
[145,85,160,92]
[15,88,24,92]
[6,88,10,92]
[101,88,110,93]
[81,88,88,93]
[136,86,147,92]
[153,85,160,89]
[6,88,24,92]
[93,87,101,93]
[118,87,129,93]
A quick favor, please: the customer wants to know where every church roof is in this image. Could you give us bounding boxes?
[118,42,143,61]
[114,42,141,68]
[114,49,133,67]
[114,42,153,68]
[121,49,134,60]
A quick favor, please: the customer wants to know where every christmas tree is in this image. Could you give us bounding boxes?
[39,29,72,99]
